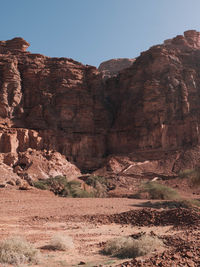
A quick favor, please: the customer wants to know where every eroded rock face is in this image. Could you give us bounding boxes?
[0,37,30,54]
[1,31,200,180]
[0,148,81,186]
[106,30,200,156]
[0,40,111,174]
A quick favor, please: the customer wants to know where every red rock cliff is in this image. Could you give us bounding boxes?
[1,31,200,176]
[0,38,111,172]
[106,30,200,155]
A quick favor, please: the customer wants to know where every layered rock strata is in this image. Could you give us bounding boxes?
[0,38,110,175]
[106,30,200,155]
[1,31,200,180]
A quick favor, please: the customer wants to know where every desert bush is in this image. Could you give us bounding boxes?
[85,175,112,197]
[85,175,108,187]
[179,168,195,178]
[138,181,180,200]
[33,176,94,198]
[33,175,114,198]
[48,234,74,251]
[33,180,50,190]
[102,234,163,258]
[179,168,200,186]
[182,199,200,209]
[94,181,108,197]
[139,199,200,210]
[0,236,40,265]
[69,184,95,198]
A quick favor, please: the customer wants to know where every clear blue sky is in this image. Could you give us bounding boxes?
[1,0,200,67]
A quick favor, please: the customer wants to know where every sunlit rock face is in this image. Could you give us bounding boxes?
[98,58,135,80]
[105,30,200,154]
[0,37,110,172]
[0,37,30,53]
[1,31,200,177]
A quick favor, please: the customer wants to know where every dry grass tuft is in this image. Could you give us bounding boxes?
[0,236,40,265]
[102,234,163,258]
[48,234,74,251]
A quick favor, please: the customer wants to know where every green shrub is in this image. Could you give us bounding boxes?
[33,176,94,198]
[179,168,200,186]
[137,182,180,200]
[0,236,40,265]
[85,175,111,197]
[179,169,195,178]
[94,181,108,197]
[182,199,200,209]
[33,175,113,198]
[85,175,108,187]
[33,180,49,190]
[139,199,200,210]
[102,234,163,259]
[69,184,95,198]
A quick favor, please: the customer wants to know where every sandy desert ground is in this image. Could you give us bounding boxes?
[0,186,199,267]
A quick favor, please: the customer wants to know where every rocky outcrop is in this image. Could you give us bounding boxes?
[0,37,30,54]
[1,31,200,181]
[0,148,81,185]
[98,58,135,80]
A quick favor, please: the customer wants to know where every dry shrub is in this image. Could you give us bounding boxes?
[49,234,74,251]
[0,236,40,265]
[102,234,163,258]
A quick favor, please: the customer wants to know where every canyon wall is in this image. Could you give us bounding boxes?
[0,38,110,172]
[1,30,200,179]
[106,30,200,154]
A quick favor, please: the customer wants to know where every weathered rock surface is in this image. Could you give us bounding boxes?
[0,38,110,177]
[1,31,200,181]
[98,58,135,80]
[0,162,19,185]
[0,37,30,54]
[105,30,200,158]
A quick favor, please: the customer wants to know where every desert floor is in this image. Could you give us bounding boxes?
[0,187,199,267]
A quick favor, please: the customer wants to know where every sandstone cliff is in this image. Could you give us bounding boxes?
[1,31,200,182]
[106,30,200,154]
[0,38,111,177]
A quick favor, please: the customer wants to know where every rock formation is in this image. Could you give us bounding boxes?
[0,38,111,176]
[106,30,200,154]
[98,58,135,80]
[1,31,200,182]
